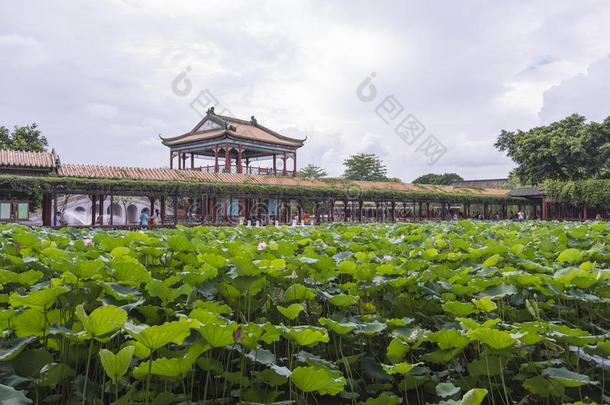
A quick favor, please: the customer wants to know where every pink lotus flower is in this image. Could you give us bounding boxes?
[291,270,297,279]
[13,243,20,249]
[257,241,267,251]
[427,271,432,280]
[233,327,243,343]
[383,255,392,261]
[83,239,93,246]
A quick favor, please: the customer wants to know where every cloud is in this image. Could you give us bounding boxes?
[1,0,610,181]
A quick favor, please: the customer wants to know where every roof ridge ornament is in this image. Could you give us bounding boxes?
[251,115,257,125]
[207,106,215,115]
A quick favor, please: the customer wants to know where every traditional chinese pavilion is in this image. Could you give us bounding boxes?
[160,107,305,176]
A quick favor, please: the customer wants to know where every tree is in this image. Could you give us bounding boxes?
[0,123,48,152]
[343,153,388,182]
[495,114,610,185]
[412,173,463,185]
[297,164,327,179]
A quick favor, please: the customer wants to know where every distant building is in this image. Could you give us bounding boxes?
[449,178,508,188]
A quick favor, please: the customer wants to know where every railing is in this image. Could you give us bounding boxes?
[191,164,294,176]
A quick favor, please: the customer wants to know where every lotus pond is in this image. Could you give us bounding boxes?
[0,221,608,405]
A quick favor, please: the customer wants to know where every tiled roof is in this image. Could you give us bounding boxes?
[0,149,56,169]
[449,178,509,188]
[161,113,305,148]
[56,164,510,196]
[507,187,545,197]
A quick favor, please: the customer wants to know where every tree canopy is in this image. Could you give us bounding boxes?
[412,173,463,185]
[0,123,48,152]
[297,164,327,179]
[495,114,610,185]
[342,153,388,182]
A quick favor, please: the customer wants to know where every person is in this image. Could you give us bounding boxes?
[304,212,310,223]
[595,213,602,220]
[517,210,524,221]
[139,208,149,226]
[152,209,161,225]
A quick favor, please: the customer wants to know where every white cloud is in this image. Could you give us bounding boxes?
[1,0,610,180]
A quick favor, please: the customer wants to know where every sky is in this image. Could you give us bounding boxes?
[1,0,609,182]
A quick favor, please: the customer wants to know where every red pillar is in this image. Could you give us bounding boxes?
[282,152,287,176]
[149,197,155,218]
[98,195,104,225]
[160,197,166,224]
[42,193,52,226]
[214,145,219,172]
[583,203,587,220]
[293,152,297,177]
[225,143,230,171]
[314,201,320,223]
[358,201,363,222]
[273,154,277,175]
[170,151,173,169]
[90,195,97,226]
[237,145,242,173]
[191,153,194,169]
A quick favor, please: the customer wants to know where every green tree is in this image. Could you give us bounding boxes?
[343,153,388,181]
[412,173,463,185]
[297,164,327,179]
[495,114,610,185]
[0,123,48,152]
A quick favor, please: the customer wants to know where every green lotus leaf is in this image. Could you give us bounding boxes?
[461,388,487,405]
[358,393,401,405]
[477,283,517,298]
[252,368,288,386]
[75,304,127,340]
[287,326,329,346]
[436,382,461,398]
[427,329,470,350]
[167,234,194,252]
[133,341,208,378]
[110,246,131,257]
[12,309,60,338]
[283,284,316,302]
[260,322,282,344]
[99,346,135,384]
[522,375,564,397]
[198,323,238,347]
[277,303,304,320]
[381,362,417,375]
[467,355,503,377]
[319,317,356,335]
[121,340,150,360]
[557,248,582,263]
[289,366,345,396]
[111,260,152,285]
[422,348,462,364]
[482,254,500,268]
[0,383,32,405]
[442,301,476,316]
[327,294,359,307]
[541,367,595,387]
[124,319,198,351]
[472,297,497,312]
[146,277,191,305]
[11,349,53,377]
[386,338,410,362]
[0,269,43,286]
[38,363,75,388]
[9,286,68,310]
[468,328,517,349]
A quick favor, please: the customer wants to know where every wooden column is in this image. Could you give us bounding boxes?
[237,145,242,173]
[160,197,166,224]
[583,203,587,220]
[391,201,396,222]
[282,152,288,176]
[225,143,230,171]
[214,145,219,172]
[173,194,178,225]
[314,201,320,223]
[190,153,194,169]
[170,151,173,169]
[273,154,277,176]
[298,200,303,223]
[293,152,297,177]
[358,200,363,222]
[426,203,430,220]
[42,193,52,226]
[109,194,114,225]
[149,197,155,219]
[98,194,104,225]
[90,195,97,226]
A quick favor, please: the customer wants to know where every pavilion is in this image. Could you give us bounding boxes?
[161,107,305,176]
